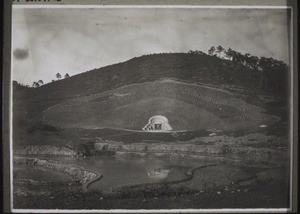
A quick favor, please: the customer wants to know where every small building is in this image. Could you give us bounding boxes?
[142,115,173,131]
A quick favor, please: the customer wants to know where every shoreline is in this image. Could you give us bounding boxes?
[13,156,101,190]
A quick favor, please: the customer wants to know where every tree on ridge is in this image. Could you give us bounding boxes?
[56,73,62,80]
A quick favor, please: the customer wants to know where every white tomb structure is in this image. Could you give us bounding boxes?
[142,115,173,131]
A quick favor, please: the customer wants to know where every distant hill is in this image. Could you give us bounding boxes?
[13,52,289,120]
[12,52,290,147]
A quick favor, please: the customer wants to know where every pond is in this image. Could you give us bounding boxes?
[49,156,215,192]
[13,155,287,196]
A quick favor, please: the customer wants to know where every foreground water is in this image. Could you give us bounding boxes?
[59,156,216,192]
[15,156,216,192]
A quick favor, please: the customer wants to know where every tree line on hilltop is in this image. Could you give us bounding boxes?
[13,46,289,96]
[189,46,289,95]
[14,73,70,88]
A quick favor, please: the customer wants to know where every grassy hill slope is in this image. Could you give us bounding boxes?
[12,52,289,146]
[13,52,268,119]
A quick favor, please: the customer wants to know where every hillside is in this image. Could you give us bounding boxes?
[14,52,286,118]
[12,52,291,211]
[43,80,278,131]
[12,52,290,147]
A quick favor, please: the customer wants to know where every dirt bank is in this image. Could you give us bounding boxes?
[14,145,77,156]
[84,133,288,166]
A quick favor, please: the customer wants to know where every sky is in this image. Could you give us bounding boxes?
[12,7,291,85]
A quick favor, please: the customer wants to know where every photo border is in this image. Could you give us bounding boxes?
[3,0,298,213]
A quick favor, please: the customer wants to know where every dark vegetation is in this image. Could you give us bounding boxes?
[207,46,289,93]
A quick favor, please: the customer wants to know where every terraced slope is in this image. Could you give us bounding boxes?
[43,80,278,131]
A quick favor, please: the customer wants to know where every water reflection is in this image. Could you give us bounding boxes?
[147,168,171,180]
[65,156,194,192]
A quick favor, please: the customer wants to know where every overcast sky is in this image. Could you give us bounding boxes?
[12,7,291,85]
